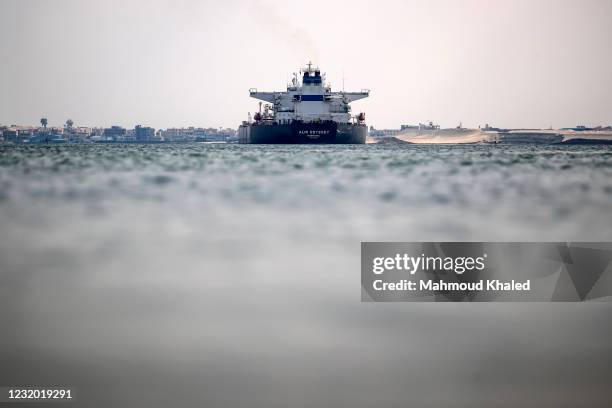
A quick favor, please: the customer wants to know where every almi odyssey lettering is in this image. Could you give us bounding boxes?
[298,130,330,135]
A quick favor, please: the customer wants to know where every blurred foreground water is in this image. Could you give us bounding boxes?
[1,143,612,407]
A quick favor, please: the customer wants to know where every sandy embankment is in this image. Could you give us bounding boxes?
[368,129,612,144]
[369,129,487,144]
[559,131,612,141]
[395,130,485,144]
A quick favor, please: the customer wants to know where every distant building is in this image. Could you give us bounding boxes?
[158,127,235,142]
[103,126,126,141]
[73,127,92,141]
[90,128,104,137]
[2,128,19,142]
[199,128,235,142]
[159,127,195,142]
[63,126,92,143]
[368,126,402,137]
[135,125,155,141]
[482,124,510,132]
[1,123,240,143]
[418,121,440,131]
[13,127,38,142]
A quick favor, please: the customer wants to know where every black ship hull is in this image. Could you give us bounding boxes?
[238,121,367,144]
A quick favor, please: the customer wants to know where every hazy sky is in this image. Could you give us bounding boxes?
[1,0,611,129]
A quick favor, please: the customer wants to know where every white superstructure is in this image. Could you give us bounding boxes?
[248,62,369,125]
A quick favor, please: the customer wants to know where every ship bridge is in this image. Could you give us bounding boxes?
[302,63,323,86]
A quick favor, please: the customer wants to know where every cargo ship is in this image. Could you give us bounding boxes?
[238,63,369,144]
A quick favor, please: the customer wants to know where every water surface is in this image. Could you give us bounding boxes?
[1,143,611,407]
